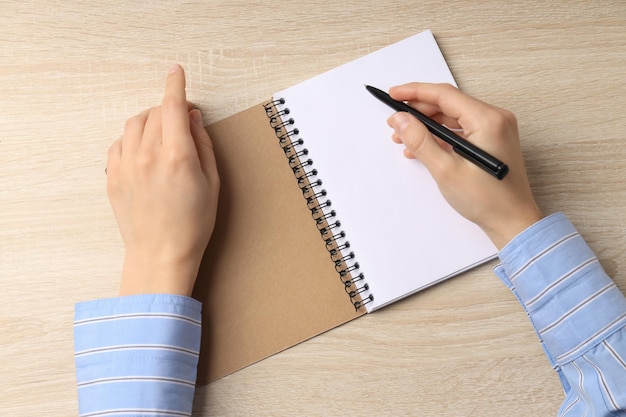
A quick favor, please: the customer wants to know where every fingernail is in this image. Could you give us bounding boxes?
[168,64,180,74]
[387,112,410,134]
[190,109,203,124]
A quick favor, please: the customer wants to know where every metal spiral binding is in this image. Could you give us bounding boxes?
[263,99,374,311]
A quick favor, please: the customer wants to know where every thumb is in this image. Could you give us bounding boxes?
[387,112,454,178]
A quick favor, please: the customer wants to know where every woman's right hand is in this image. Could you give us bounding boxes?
[386,82,543,249]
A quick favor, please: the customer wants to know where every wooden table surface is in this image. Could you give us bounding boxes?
[2,1,625,415]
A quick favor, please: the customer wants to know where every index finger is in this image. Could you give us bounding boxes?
[389,83,490,124]
[161,64,192,146]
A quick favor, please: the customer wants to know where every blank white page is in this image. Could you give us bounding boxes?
[275,30,497,312]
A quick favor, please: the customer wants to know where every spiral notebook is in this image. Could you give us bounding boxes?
[193,30,497,384]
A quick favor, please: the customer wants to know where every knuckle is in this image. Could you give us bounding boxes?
[125,114,145,131]
[107,141,119,157]
[161,95,185,112]
[502,109,518,127]
[436,83,458,109]
[484,108,516,134]
[439,82,457,94]
[440,83,457,93]
[432,163,452,183]
[404,125,429,155]
[135,151,156,170]
[163,147,195,172]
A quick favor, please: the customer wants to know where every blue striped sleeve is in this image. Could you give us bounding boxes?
[494,212,626,416]
[74,294,202,417]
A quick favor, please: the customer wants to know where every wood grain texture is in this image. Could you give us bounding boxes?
[1,1,624,415]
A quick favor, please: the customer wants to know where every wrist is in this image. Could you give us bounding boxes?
[119,250,201,297]
[483,206,544,250]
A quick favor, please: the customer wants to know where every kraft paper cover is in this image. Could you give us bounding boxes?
[193,103,363,384]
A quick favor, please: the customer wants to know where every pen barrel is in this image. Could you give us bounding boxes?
[451,144,509,180]
[420,120,506,176]
[406,110,509,180]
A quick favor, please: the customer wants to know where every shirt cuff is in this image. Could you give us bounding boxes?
[493,212,626,365]
[74,294,202,417]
